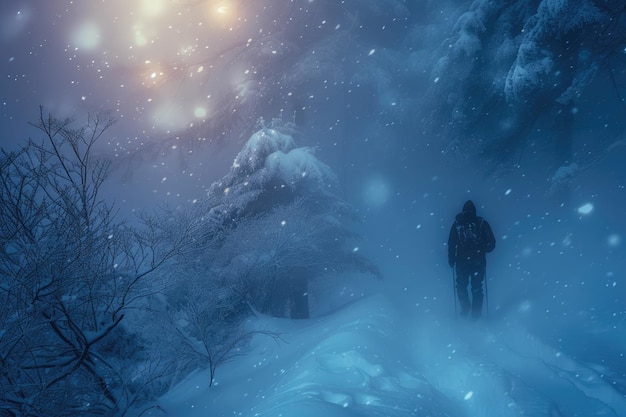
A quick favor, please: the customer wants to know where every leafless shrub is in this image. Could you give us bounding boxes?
[0,109,189,416]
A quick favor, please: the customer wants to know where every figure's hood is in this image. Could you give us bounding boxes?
[462,200,476,216]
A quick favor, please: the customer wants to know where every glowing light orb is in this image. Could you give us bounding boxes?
[152,104,187,130]
[210,1,237,25]
[194,106,207,119]
[577,203,593,215]
[71,21,100,50]
[134,29,148,47]
[518,300,531,313]
[608,234,621,246]
[362,176,391,208]
[140,0,167,17]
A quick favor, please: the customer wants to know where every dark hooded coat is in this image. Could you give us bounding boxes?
[448,200,496,266]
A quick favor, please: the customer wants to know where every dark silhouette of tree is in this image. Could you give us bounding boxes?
[426,0,626,181]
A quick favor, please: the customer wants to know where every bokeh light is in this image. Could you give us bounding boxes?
[70,21,101,50]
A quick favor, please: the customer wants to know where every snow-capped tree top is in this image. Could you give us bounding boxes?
[264,147,338,190]
[231,128,296,177]
[206,128,341,225]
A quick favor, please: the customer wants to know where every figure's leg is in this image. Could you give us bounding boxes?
[470,263,486,318]
[455,264,470,316]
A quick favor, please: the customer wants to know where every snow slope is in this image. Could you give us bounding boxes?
[142,289,626,417]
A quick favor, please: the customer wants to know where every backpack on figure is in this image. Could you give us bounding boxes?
[448,199,496,266]
[456,215,485,253]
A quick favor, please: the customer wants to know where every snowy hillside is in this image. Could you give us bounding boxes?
[143,284,626,417]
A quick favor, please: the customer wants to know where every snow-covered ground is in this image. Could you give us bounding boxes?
[135,150,626,417]
[141,278,626,417]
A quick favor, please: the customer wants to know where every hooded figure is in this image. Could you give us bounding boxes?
[448,200,496,318]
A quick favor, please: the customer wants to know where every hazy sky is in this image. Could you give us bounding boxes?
[1,0,349,209]
[2,1,624,252]
[1,1,279,141]
[0,1,427,214]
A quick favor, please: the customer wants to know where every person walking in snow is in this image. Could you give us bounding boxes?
[448,200,496,319]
